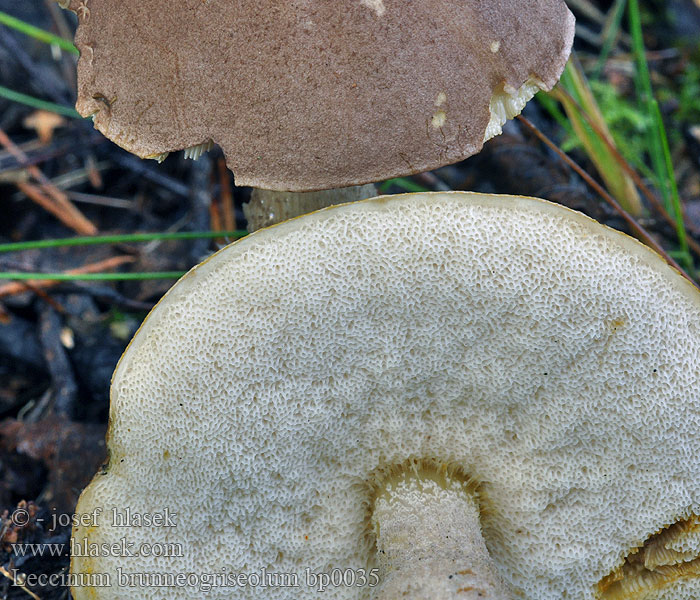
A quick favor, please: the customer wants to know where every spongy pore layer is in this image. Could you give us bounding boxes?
[72,193,700,599]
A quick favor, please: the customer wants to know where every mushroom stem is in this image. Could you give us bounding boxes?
[372,470,512,600]
[243,184,377,231]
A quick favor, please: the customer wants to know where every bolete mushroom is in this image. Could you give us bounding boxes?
[71,192,700,599]
[58,0,574,221]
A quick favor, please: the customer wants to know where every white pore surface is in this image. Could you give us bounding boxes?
[484,78,543,142]
[71,192,700,599]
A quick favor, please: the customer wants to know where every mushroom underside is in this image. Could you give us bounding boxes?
[71,193,700,599]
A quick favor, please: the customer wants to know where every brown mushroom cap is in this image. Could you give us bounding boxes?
[66,0,574,191]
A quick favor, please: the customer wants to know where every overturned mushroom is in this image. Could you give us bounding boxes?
[71,192,700,599]
[60,1,573,195]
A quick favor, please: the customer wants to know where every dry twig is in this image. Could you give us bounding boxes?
[0,126,97,235]
[0,255,135,298]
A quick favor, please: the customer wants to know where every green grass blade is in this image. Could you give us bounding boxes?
[592,0,627,81]
[652,99,692,270]
[552,58,643,215]
[535,91,574,136]
[0,10,78,55]
[0,272,185,281]
[628,0,671,208]
[0,230,248,253]
[627,0,692,271]
[0,85,81,118]
[378,178,429,194]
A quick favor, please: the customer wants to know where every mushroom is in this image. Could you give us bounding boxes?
[71,192,700,599]
[58,0,574,224]
[243,185,378,232]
